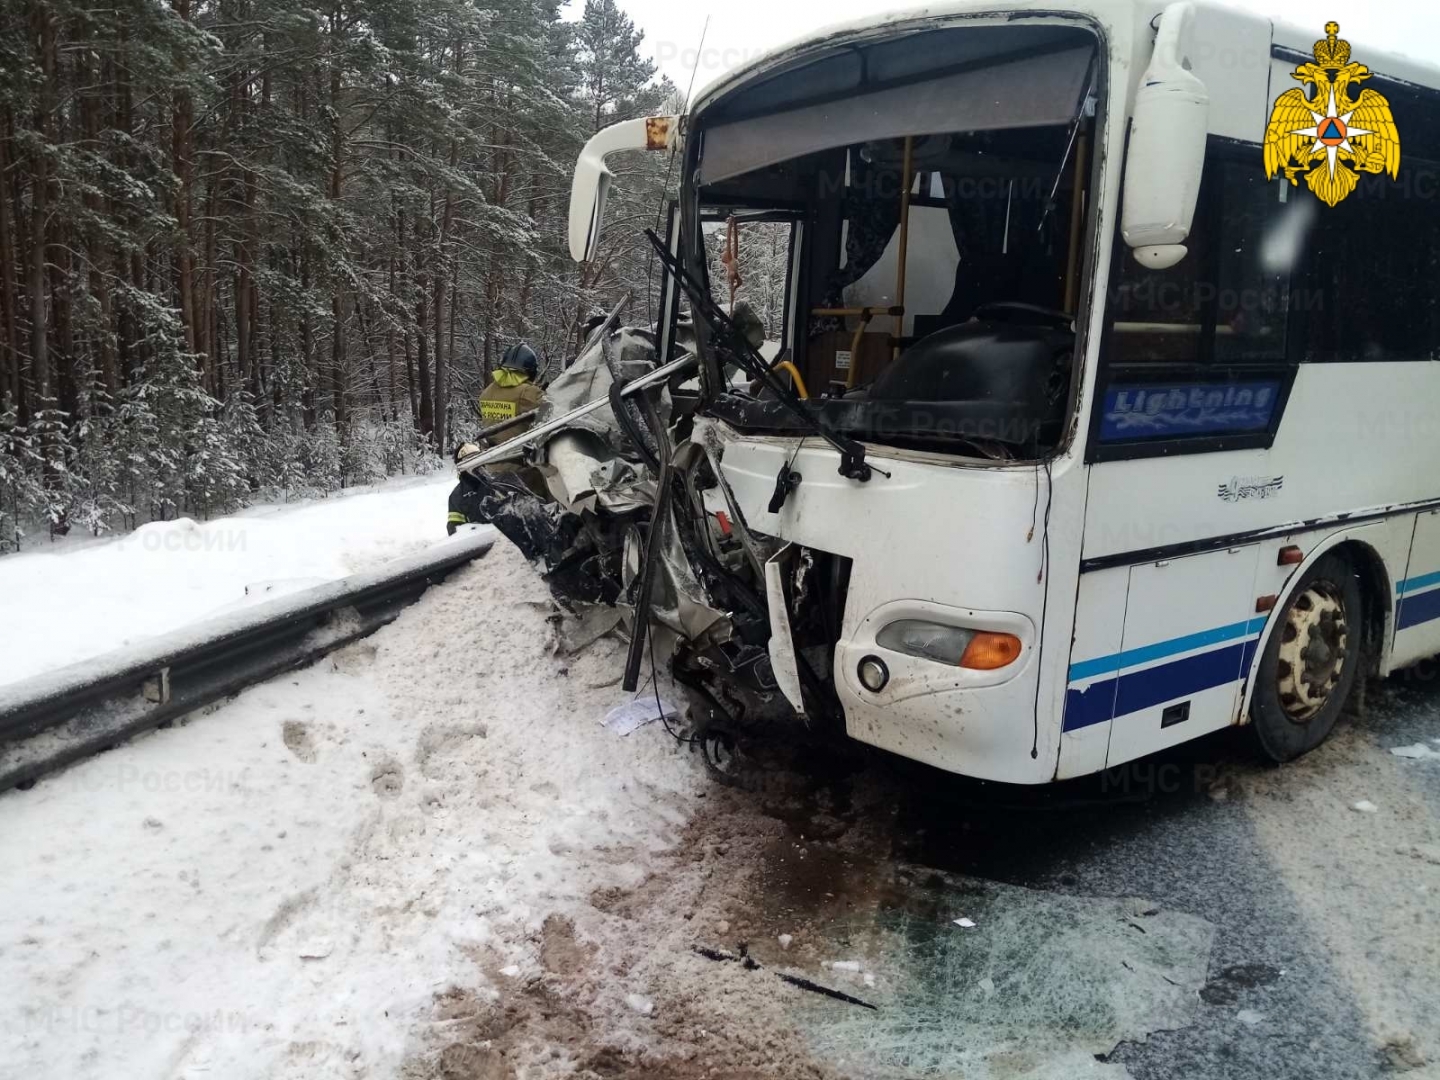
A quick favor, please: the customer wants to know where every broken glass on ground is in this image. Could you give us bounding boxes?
[783,867,1215,1080]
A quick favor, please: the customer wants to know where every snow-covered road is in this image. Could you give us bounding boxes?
[0,473,457,688]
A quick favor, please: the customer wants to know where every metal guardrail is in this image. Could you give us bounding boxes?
[0,528,497,794]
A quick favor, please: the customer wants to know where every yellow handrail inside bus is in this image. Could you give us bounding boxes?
[771,359,809,399]
[809,306,901,390]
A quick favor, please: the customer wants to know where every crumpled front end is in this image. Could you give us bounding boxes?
[465,325,847,768]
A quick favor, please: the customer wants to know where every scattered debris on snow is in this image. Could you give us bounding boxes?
[624,993,655,1016]
[954,917,977,928]
[977,976,996,997]
[1379,1032,1428,1071]
[1237,1009,1265,1026]
[1351,800,1380,813]
[296,938,333,960]
[831,960,862,973]
[499,965,522,978]
[1389,742,1440,760]
[602,696,679,736]
[777,933,793,950]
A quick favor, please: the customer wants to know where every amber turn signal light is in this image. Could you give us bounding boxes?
[1278,545,1304,566]
[958,632,1023,670]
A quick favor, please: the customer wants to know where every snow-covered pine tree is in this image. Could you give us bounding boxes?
[0,0,677,552]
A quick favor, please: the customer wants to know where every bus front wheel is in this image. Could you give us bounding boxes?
[1249,552,1362,762]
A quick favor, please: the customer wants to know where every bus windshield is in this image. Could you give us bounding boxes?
[689,22,1100,460]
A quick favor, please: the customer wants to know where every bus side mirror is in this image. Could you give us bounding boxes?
[1122,2,1209,270]
[569,115,679,263]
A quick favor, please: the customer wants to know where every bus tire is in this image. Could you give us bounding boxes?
[1249,552,1362,762]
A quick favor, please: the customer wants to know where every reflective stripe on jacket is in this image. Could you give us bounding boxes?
[478,373,545,430]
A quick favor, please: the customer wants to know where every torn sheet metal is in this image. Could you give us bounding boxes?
[535,327,671,457]
[764,544,806,716]
[624,522,729,644]
[543,431,656,516]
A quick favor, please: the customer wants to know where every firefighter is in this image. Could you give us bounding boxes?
[478,341,545,431]
[447,443,485,535]
[447,342,548,535]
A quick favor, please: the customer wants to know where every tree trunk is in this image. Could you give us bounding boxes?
[171,0,198,359]
[404,330,417,426]
[414,288,433,441]
[327,10,346,426]
[0,110,20,409]
[29,6,53,403]
[432,266,446,450]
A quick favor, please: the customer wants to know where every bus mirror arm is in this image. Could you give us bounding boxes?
[569,116,679,263]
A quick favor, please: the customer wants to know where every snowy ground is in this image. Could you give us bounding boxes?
[0,473,456,687]
[0,541,710,1078]
[4,490,1440,1078]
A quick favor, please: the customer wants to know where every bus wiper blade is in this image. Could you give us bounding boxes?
[644,229,878,484]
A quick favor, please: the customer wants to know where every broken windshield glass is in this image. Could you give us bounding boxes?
[687,24,1100,459]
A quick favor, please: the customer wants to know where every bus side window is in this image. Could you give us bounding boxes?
[1301,159,1440,363]
[1108,172,1212,364]
[1212,164,1308,366]
[1110,154,1306,367]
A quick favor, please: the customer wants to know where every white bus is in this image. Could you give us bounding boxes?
[557,0,1440,784]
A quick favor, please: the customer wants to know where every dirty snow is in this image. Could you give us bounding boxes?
[1239,708,1440,1070]
[0,473,456,687]
[1,528,1232,1080]
[0,540,701,1078]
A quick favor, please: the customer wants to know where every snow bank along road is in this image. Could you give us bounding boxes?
[0,473,456,688]
[3,541,1440,1079]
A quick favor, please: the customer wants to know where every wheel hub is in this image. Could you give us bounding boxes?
[1276,582,1348,723]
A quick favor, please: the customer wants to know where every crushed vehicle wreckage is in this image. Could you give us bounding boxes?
[455,287,853,778]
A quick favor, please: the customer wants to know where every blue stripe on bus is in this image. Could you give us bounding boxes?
[1398,585,1440,631]
[1063,638,1260,732]
[1067,616,1268,683]
[1397,570,1440,596]
[1065,574,1440,735]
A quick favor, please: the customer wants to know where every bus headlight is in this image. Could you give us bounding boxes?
[876,620,1022,671]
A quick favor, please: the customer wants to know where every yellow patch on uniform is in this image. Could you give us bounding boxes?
[479,399,518,421]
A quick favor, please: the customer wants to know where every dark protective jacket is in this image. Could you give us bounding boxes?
[447,472,488,535]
